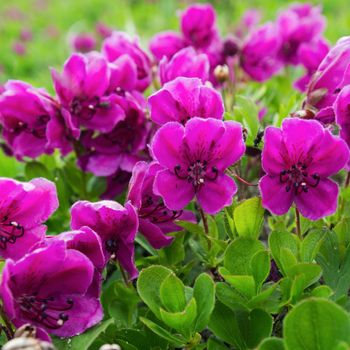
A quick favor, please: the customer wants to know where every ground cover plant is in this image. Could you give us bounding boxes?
[0,1,350,349]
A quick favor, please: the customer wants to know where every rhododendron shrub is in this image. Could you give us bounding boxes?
[0,2,350,350]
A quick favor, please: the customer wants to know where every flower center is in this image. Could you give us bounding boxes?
[105,239,118,260]
[174,160,218,192]
[10,115,49,139]
[70,96,110,121]
[17,295,73,329]
[0,219,24,249]
[139,196,183,224]
[279,162,320,195]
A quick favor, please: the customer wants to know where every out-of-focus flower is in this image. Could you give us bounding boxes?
[277,3,326,65]
[334,85,350,169]
[127,161,196,249]
[70,33,96,53]
[151,117,245,214]
[235,9,261,39]
[240,23,282,82]
[305,36,350,124]
[0,177,58,260]
[11,42,26,56]
[159,47,209,85]
[0,240,103,339]
[71,200,139,279]
[148,77,223,125]
[259,118,349,220]
[95,22,113,39]
[180,3,218,49]
[149,31,186,62]
[0,81,58,159]
[102,170,132,200]
[102,31,152,92]
[77,92,149,177]
[19,29,33,42]
[294,38,329,92]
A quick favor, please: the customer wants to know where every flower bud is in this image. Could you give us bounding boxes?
[99,345,121,350]
[214,64,230,83]
[2,337,55,350]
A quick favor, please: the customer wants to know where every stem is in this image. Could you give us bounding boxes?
[118,262,130,287]
[230,171,258,186]
[345,172,350,188]
[295,207,302,240]
[0,307,14,340]
[198,206,211,249]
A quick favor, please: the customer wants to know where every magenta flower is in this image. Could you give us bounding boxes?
[294,38,329,92]
[95,22,113,39]
[277,3,325,65]
[11,42,26,56]
[70,33,96,53]
[159,47,209,85]
[127,161,196,249]
[0,240,103,339]
[148,77,223,125]
[151,118,245,214]
[51,52,125,138]
[102,170,132,200]
[102,31,152,92]
[259,118,349,220]
[0,177,58,260]
[305,36,350,124]
[240,23,282,82]
[334,85,350,169]
[77,92,149,176]
[236,9,261,38]
[149,31,186,61]
[0,81,57,159]
[71,200,139,279]
[180,4,218,49]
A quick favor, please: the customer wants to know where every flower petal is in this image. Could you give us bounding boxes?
[139,218,174,249]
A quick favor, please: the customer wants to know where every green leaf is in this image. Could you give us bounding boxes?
[300,229,326,263]
[251,250,270,291]
[25,161,51,180]
[160,297,197,333]
[208,337,230,350]
[258,337,285,350]
[140,317,186,347]
[224,237,265,275]
[193,273,215,332]
[285,263,322,289]
[219,271,256,299]
[311,285,333,298]
[137,265,172,318]
[159,232,185,266]
[216,282,248,310]
[279,247,298,273]
[234,197,264,239]
[284,298,350,350]
[160,273,186,313]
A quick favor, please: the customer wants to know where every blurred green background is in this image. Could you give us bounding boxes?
[0,0,349,90]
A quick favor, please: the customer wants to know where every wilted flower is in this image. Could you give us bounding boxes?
[127,161,196,249]
[240,23,282,82]
[77,92,149,177]
[71,200,139,279]
[180,3,218,49]
[0,240,103,339]
[148,77,223,125]
[51,52,125,138]
[151,117,245,214]
[0,177,58,260]
[0,81,57,159]
[102,31,152,92]
[70,33,96,53]
[159,47,209,85]
[259,118,349,220]
[305,36,350,124]
[277,3,326,65]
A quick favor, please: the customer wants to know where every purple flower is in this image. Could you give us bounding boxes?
[149,31,186,61]
[11,42,26,56]
[180,4,218,49]
[0,240,103,338]
[159,47,209,85]
[102,31,152,92]
[148,77,223,125]
[259,118,349,220]
[151,118,245,214]
[334,85,350,169]
[0,81,57,159]
[294,38,329,92]
[277,3,326,65]
[102,170,132,200]
[78,92,149,176]
[95,22,113,39]
[240,23,282,82]
[71,200,139,279]
[0,177,58,260]
[305,36,350,124]
[51,52,125,138]
[127,161,196,249]
[70,33,96,53]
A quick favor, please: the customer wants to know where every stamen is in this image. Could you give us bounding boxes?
[0,220,25,249]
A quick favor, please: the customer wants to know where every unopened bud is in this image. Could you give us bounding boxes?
[3,337,55,350]
[214,65,230,84]
[99,345,121,350]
